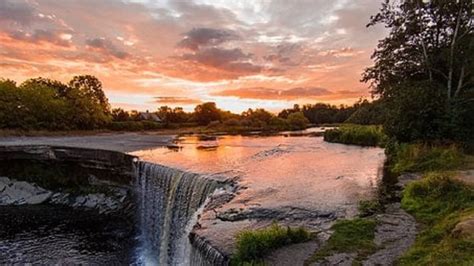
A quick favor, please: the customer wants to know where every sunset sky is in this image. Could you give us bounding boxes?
[0,0,386,113]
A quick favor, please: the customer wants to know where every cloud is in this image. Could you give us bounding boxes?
[154,96,202,105]
[181,47,262,74]
[8,29,72,47]
[85,37,130,59]
[0,0,36,25]
[213,86,332,100]
[177,27,239,51]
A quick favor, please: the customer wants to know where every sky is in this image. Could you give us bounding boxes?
[0,0,386,113]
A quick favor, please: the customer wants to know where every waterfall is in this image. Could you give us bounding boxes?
[135,161,226,265]
[189,233,229,266]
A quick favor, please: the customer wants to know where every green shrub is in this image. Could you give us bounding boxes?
[232,223,311,265]
[399,173,474,265]
[323,125,387,147]
[307,218,377,264]
[389,143,462,175]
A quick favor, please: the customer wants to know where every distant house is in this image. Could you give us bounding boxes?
[138,111,162,122]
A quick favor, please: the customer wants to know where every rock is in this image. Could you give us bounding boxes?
[452,216,474,239]
[265,241,319,266]
[198,134,217,141]
[313,253,356,266]
[167,144,182,150]
[197,142,219,150]
[0,176,11,192]
[0,178,52,205]
[362,203,417,266]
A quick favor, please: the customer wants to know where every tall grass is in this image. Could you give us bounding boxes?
[323,125,387,147]
[388,143,463,175]
[399,172,474,265]
[231,223,311,265]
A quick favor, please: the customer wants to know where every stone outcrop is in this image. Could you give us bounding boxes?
[0,176,129,214]
[0,177,52,205]
[0,145,136,185]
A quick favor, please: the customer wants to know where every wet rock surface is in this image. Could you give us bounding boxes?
[363,203,417,265]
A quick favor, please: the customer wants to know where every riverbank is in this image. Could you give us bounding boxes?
[315,129,474,265]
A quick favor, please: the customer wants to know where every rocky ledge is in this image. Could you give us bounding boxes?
[0,176,130,214]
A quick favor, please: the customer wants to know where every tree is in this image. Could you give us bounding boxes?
[287,112,310,130]
[194,102,221,125]
[68,75,111,114]
[363,0,474,141]
[111,108,130,121]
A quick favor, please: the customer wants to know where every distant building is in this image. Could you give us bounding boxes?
[138,110,162,122]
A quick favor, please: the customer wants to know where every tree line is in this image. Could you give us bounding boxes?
[0,76,111,130]
[0,74,385,132]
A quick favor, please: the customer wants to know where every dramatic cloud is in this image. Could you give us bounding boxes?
[177,28,239,51]
[85,37,130,59]
[181,47,261,74]
[0,0,36,25]
[8,29,72,47]
[0,0,387,112]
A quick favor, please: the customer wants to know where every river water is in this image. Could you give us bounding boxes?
[0,132,385,264]
[133,134,385,214]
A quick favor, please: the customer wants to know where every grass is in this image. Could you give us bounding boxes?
[231,223,311,265]
[388,143,463,175]
[398,172,474,265]
[306,218,377,265]
[323,125,387,147]
[358,199,383,217]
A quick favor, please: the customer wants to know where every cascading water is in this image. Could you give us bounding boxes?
[135,161,225,265]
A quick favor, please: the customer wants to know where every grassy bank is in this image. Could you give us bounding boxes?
[398,172,474,265]
[387,143,464,175]
[385,143,474,265]
[323,125,387,147]
[231,223,311,265]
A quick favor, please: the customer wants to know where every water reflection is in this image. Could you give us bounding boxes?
[132,134,385,213]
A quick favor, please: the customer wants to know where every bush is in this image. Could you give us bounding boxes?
[323,125,387,147]
[232,223,310,265]
[389,143,462,175]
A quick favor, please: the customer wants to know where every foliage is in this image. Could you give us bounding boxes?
[0,76,111,130]
[399,173,474,265]
[345,99,386,125]
[194,102,222,125]
[307,218,377,265]
[358,200,383,217]
[388,143,463,175]
[286,112,310,130]
[323,125,387,147]
[231,223,311,265]
[363,0,474,142]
